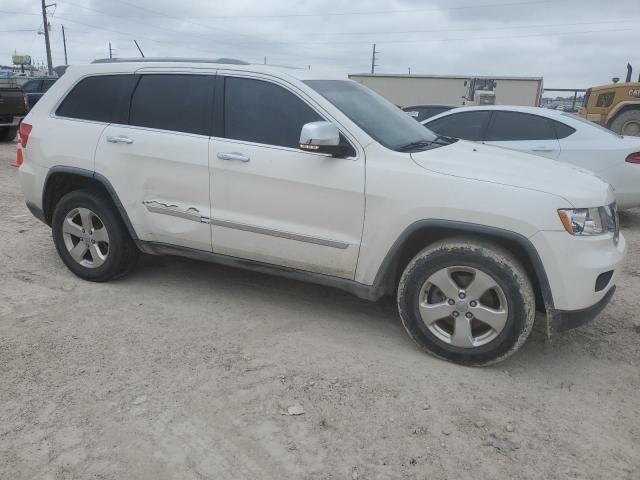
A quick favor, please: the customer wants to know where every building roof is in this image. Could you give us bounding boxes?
[349,73,543,82]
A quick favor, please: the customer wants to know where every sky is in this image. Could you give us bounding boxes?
[0,0,639,88]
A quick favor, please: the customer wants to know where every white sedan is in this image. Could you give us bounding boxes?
[422,105,640,209]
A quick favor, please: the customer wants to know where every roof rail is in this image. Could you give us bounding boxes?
[91,57,250,65]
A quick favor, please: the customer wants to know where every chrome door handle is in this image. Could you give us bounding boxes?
[106,135,134,144]
[217,152,250,162]
[531,146,553,152]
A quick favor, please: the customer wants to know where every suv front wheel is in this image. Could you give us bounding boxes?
[52,189,139,282]
[397,238,535,366]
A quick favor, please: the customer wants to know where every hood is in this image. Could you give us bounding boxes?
[411,140,613,208]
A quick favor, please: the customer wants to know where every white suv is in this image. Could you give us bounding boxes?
[17,59,627,365]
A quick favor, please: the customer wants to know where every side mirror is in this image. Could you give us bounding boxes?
[299,121,349,157]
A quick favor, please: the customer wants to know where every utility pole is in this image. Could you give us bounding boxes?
[134,40,144,58]
[61,25,68,65]
[370,43,379,74]
[41,0,53,75]
[264,56,266,65]
[109,42,113,59]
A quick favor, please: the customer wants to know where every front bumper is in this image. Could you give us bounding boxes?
[529,230,627,311]
[549,285,616,333]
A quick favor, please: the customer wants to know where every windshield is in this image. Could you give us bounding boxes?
[304,80,441,151]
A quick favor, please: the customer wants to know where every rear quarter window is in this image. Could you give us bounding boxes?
[22,80,41,93]
[56,74,137,123]
[553,121,576,139]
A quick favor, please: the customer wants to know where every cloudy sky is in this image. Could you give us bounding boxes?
[1,0,638,88]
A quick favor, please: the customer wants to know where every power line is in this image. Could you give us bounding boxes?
[267,26,640,46]
[75,0,567,19]
[256,19,640,39]
[55,0,292,55]
[78,0,287,46]
[0,11,41,16]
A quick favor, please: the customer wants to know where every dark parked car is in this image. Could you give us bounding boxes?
[22,77,57,112]
[0,80,27,142]
[402,104,455,122]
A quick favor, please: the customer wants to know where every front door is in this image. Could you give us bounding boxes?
[209,75,365,279]
[94,72,214,252]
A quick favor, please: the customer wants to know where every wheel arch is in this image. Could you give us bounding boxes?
[606,101,640,126]
[42,166,138,240]
[372,220,554,314]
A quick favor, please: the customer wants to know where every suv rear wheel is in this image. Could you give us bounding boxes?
[52,189,139,281]
[397,238,535,366]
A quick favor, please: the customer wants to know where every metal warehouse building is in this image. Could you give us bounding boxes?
[348,73,544,108]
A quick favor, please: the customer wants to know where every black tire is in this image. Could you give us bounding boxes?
[0,126,17,142]
[609,109,640,136]
[397,238,535,366]
[52,189,139,282]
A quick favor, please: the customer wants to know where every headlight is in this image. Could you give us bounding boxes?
[558,204,618,239]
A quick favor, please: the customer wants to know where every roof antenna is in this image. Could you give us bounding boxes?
[134,40,145,58]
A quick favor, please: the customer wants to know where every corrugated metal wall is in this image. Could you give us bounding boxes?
[348,74,543,107]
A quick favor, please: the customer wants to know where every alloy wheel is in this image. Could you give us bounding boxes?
[418,266,509,348]
[61,207,110,268]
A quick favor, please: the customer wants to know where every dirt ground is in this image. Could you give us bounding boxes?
[0,140,639,480]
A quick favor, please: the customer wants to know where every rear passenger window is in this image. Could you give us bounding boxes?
[22,80,41,93]
[129,74,212,135]
[42,80,56,92]
[553,121,576,139]
[486,111,555,141]
[224,77,322,148]
[56,75,136,123]
[426,111,491,141]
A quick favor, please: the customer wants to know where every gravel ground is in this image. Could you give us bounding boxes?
[1,140,639,479]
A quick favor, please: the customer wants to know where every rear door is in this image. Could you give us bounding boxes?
[208,74,365,279]
[48,74,135,171]
[483,110,561,159]
[94,72,214,252]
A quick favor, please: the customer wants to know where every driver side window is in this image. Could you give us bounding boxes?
[224,77,322,149]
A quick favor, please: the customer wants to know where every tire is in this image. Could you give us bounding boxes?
[52,189,139,282]
[609,109,640,136]
[0,126,17,142]
[397,237,535,366]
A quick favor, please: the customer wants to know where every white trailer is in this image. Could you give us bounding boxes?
[348,73,544,108]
